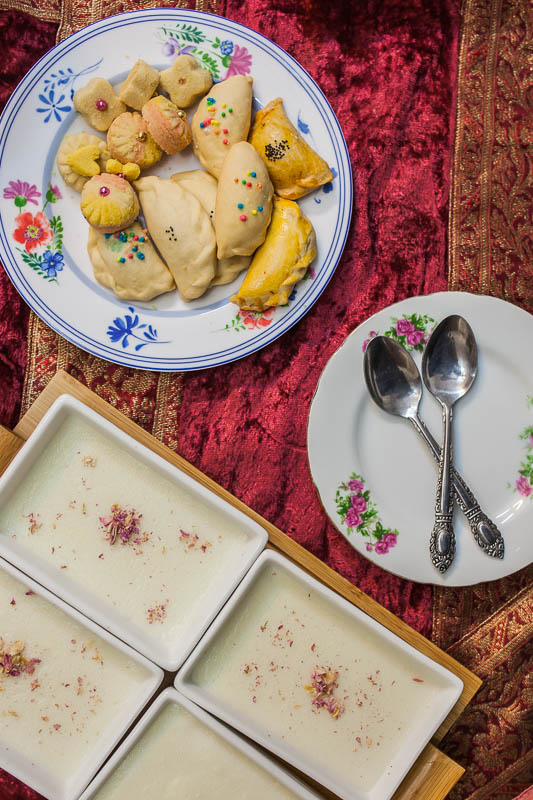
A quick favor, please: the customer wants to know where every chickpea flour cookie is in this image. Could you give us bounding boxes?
[81,174,140,234]
[191,75,253,178]
[159,54,213,109]
[134,176,216,301]
[231,196,316,311]
[215,141,273,259]
[249,97,333,200]
[107,112,162,170]
[88,221,175,301]
[171,169,250,285]
[118,59,159,110]
[142,96,191,155]
[57,132,110,192]
[73,77,126,132]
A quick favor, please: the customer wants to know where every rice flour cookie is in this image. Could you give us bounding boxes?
[73,78,126,132]
[118,59,159,110]
[57,132,110,192]
[191,75,253,178]
[159,55,213,109]
[107,112,162,170]
[88,221,175,301]
[81,174,140,234]
[142,96,191,155]
[215,141,273,259]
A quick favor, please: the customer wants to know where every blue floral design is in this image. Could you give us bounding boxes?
[297,112,310,135]
[220,40,234,56]
[323,166,337,194]
[106,307,171,352]
[36,59,103,123]
[41,250,64,278]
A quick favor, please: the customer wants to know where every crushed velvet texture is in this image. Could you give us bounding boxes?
[178,0,461,634]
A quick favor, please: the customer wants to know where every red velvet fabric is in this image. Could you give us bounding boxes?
[177,0,460,633]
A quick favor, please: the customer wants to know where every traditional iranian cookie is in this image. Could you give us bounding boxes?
[171,169,250,285]
[230,196,316,311]
[249,97,333,199]
[105,159,141,181]
[134,176,216,301]
[56,133,110,192]
[215,141,273,259]
[80,174,140,234]
[191,75,253,178]
[118,59,159,110]
[88,221,175,301]
[73,78,126,132]
[159,54,213,109]
[142,96,191,155]
[107,112,162,170]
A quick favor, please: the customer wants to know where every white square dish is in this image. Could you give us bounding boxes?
[0,557,162,800]
[79,687,322,800]
[176,550,464,800]
[0,394,267,670]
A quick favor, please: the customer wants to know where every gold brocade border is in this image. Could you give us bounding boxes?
[20,0,218,445]
[441,585,533,800]
[448,0,533,305]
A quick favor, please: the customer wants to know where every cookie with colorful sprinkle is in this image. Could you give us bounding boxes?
[215,141,273,259]
[191,75,253,178]
[88,220,175,301]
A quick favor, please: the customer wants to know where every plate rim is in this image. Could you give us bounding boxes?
[306,290,533,587]
[0,7,353,372]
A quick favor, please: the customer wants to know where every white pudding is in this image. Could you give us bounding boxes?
[91,696,304,800]
[0,565,156,800]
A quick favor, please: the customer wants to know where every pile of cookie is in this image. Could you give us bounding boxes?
[56,55,333,310]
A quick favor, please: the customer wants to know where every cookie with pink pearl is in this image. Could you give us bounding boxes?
[215,141,273,259]
[73,78,126,132]
[107,111,162,170]
[80,174,140,234]
[191,75,253,178]
[141,96,191,155]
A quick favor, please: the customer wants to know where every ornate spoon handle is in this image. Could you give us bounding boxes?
[428,403,456,573]
[410,416,504,558]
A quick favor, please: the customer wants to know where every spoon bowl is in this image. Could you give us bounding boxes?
[422,316,478,407]
[363,336,422,420]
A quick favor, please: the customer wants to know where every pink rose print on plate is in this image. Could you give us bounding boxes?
[335,473,399,555]
[224,44,252,78]
[516,476,531,497]
[509,403,533,500]
[395,318,414,336]
[405,329,425,347]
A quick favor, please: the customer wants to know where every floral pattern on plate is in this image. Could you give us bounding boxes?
[335,473,399,554]
[362,313,436,353]
[156,24,252,81]
[3,181,64,282]
[36,60,103,123]
[510,394,533,498]
[106,307,171,351]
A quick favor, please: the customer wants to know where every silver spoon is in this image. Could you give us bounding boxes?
[421,315,478,572]
[363,335,504,564]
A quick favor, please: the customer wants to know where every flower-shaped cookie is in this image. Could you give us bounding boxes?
[107,112,162,170]
[142,96,191,155]
[56,132,110,192]
[73,78,126,132]
[105,159,141,181]
[118,59,160,110]
[159,54,213,109]
[80,174,139,234]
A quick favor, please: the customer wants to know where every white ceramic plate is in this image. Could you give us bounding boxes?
[79,687,322,800]
[0,557,162,800]
[307,291,533,586]
[176,550,463,800]
[0,394,267,670]
[0,8,351,371]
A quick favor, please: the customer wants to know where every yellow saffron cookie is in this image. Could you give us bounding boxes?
[249,97,333,199]
[107,112,162,170]
[81,174,140,234]
[230,196,316,311]
[73,78,126,132]
[56,132,110,192]
[118,59,159,110]
[105,159,141,181]
[159,55,213,109]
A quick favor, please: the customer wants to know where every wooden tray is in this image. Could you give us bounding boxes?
[0,370,479,800]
